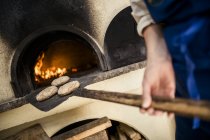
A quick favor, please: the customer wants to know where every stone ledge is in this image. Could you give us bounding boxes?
[0,97,27,113]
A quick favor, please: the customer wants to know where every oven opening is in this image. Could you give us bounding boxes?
[33,38,98,87]
[11,30,103,97]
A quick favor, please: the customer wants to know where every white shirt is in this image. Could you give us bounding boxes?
[130,0,154,36]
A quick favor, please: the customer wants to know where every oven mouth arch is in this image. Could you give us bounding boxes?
[11,25,107,97]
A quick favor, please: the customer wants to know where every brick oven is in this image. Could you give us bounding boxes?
[0,0,175,139]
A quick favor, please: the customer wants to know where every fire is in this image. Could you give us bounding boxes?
[71,68,78,72]
[34,52,67,82]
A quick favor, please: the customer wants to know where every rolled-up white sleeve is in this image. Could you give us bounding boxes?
[130,0,155,36]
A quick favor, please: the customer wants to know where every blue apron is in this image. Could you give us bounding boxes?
[144,0,210,130]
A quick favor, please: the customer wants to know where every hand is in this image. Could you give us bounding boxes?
[141,24,175,117]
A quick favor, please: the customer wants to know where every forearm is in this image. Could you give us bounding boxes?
[143,24,171,62]
[141,24,175,113]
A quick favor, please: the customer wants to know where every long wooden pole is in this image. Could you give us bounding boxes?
[74,89,210,121]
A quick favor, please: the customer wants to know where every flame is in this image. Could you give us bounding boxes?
[34,52,67,82]
[71,68,78,72]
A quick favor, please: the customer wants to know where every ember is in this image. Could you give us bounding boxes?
[34,52,67,82]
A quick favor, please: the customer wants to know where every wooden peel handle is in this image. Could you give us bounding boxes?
[75,89,210,121]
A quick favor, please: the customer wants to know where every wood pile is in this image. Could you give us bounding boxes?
[4,117,147,140]
[108,122,147,140]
